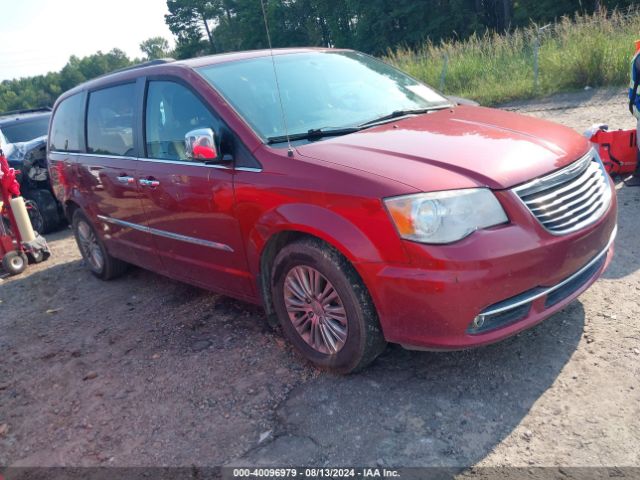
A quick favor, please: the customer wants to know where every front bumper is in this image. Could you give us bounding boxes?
[466,225,615,335]
[358,190,617,350]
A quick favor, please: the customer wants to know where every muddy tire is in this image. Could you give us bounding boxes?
[271,237,386,373]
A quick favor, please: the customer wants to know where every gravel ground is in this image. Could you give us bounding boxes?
[0,87,639,469]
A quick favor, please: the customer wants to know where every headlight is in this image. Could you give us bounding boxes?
[384,188,508,244]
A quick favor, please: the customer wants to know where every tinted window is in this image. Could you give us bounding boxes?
[87,83,136,156]
[145,81,218,161]
[50,95,84,152]
[1,116,50,143]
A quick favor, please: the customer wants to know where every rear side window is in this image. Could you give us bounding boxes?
[145,80,218,161]
[87,83,136,156]
[50,94,84,152]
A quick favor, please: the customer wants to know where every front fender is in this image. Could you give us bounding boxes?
[246,203,409,275]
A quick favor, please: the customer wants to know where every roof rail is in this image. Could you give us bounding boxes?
[0,107,52,116]
[111,58,176,75]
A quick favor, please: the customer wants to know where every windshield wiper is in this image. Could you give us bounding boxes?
[358,106,449,128]
[267,126,362,144]
[266,106,451,144]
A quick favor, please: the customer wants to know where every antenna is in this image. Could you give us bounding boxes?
[260,0,294,157]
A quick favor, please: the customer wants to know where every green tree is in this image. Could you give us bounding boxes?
[163,0,640,59]
[0,49,134,113]
[140,37,172,60]
[166,0,221,53]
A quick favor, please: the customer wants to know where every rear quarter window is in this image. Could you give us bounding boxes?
[50,94,84,152]
[87,83,136,157]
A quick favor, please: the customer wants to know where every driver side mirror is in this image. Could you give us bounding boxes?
[185,128,218,161]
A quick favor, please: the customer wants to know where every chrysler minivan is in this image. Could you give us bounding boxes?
[48,48,617,372]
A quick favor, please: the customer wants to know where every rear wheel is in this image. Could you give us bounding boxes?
[24,199,45,234]
[2,251,28,275]
[271,238,386,373]
[72,210,128,280]
[24,190,61,233]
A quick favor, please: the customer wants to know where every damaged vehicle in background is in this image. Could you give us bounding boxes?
[0,108,65,233]
[48,49,617,373]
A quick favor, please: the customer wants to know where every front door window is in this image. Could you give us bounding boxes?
[145,81,218,161]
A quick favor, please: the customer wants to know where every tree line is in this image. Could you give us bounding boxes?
[0,40,173,113]
[166,0,638,58]
[0,0,637,113]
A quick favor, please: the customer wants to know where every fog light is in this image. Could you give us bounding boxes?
[467,303,532,335]
[471,316,485,329]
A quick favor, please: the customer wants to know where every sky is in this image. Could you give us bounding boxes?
[0,0,175,81]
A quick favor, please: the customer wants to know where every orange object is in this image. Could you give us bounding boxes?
[590,127,638,175]
[635,39,640,53]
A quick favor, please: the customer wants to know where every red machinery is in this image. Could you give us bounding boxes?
[587,125,638,176]
[0,146,49,275]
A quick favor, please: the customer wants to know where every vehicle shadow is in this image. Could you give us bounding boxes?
[237,302,586,468]
[1,242,584,469]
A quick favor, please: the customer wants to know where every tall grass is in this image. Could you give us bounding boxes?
[385,9,640,105]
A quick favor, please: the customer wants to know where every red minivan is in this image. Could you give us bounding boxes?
[48,48,617,372]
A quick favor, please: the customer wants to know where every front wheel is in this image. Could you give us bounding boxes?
[271,238,386,373]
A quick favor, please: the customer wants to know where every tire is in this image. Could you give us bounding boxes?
[72,210,128,280]
[28,249,45,264]
[23,199,45,234]
[24,190,61,234]
[271,238,387,373]
[2,251,28,275]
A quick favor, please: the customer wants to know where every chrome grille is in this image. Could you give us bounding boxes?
[513,150,612,235]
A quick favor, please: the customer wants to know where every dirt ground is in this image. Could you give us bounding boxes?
[1,87,639,469]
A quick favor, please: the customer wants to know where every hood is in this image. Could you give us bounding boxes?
[4,135,47,167]
[296,106,590,191]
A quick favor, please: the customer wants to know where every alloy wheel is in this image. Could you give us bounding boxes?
[77,220,104,272]
[283,265,348,354]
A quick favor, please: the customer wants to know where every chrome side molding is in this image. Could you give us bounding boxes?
[96,215,234,252]
[49,151,263,172]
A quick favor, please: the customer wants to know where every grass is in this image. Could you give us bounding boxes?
[385,9,640,105]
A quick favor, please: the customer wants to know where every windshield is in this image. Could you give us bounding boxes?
[197,51,450,141]
[0,116,50,143]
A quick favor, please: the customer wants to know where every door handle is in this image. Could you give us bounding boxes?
[116,175,135,184]
[139,178,160,188]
